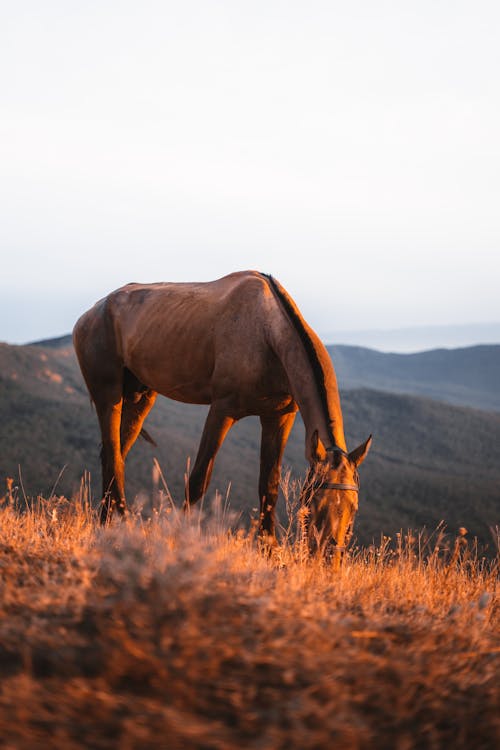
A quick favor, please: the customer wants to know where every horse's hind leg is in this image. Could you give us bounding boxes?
[120,387,158,459]
[96,377,156,524]
[74,309,127,523]
[94,385,126,524]
[78,360,125,523]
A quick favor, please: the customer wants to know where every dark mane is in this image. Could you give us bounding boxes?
[262,273,336,446]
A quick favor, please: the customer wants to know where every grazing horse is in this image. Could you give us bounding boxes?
[73,271,371,555]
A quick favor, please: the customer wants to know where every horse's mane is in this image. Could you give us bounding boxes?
[262,273,336,446]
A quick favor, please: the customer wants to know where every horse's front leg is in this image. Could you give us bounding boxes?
[258,410,296,542]
[185,403,235,507]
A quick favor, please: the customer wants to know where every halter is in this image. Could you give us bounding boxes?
[304,444,359,555]
[319,482,359,492]
[316,445,360,493]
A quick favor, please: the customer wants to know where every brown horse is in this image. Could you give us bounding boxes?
[73,271,371,553]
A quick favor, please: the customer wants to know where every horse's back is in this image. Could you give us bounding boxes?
[74,271,284,406]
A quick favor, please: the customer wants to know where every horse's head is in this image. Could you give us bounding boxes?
[304,431,372,566]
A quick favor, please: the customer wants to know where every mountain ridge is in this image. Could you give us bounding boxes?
[322,321,500,352]
[26,334,500,411]
[330,343,500,411]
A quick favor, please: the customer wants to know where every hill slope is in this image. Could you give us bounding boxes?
[31,335,500,411]
[330,344,500,411]
[1,339,499,547]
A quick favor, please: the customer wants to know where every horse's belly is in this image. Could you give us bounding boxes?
[125,346,215,404]
[125,348,288,411]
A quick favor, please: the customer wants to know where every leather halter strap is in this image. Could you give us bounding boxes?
[320,445,359,492]
[320,482,359,492]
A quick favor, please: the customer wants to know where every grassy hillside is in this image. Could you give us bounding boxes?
[0,501,498,749]
[331,344,500,411]
[1,340,499,548]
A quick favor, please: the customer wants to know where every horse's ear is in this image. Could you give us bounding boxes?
[349,435,372,467]
[311,430,327,462]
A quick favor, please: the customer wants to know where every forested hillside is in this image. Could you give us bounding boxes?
[331,344,500,411]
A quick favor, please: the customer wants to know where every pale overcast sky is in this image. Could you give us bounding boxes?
[1,1,499,346]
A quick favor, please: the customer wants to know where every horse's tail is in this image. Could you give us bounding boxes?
[139,428,157,447]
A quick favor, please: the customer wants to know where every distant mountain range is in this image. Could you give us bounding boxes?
[331,344,500,412]
[29,335,500,412]
[323,322,500,353]
[0,335,499,549]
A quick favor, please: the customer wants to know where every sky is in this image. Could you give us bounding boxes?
[1,1,499,349]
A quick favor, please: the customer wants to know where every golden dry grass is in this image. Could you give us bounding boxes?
[0,488,498,750]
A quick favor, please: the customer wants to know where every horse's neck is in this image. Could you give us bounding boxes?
[270,317,346,456]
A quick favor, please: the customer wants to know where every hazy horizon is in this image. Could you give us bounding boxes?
[10,319,500,355]
[325,321,500,353]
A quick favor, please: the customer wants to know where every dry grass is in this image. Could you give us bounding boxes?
[0,485,498,750]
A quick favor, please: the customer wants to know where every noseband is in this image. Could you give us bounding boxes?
[315,445,360,493]
[319,482,359,492]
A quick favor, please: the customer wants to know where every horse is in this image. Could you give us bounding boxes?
[73,270,371,556]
